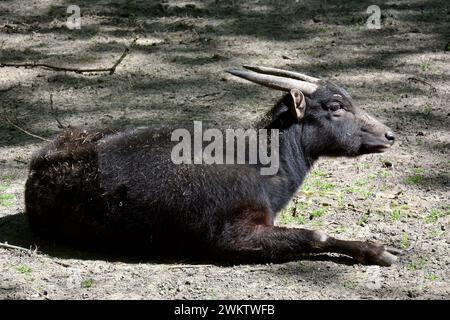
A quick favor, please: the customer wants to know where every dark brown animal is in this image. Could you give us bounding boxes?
[25,66,401,266]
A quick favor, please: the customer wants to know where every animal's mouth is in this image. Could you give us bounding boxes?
[360,143,392,154]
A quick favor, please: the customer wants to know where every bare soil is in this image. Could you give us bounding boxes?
[0,0,449,300]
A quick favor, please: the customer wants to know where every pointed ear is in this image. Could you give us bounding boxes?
[289,89,306,121]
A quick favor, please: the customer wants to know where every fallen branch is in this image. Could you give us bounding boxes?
[0,242,36,252]
[0,114,51,142]
[0,37,138,75]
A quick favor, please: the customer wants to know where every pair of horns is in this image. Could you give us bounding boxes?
[227,65,321,95]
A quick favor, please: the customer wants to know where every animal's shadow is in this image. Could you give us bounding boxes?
[0,212,358,266]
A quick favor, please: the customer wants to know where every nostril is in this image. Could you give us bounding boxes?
[385,131,396,142]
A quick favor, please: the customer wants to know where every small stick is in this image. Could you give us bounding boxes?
[407,77,437,92]
[52,260,71,268]
[0,114,51,142]
[31,287,50,300]
[0,38,138,75]
[49,93,65,129]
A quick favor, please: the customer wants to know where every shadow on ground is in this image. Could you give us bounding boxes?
[0,211,360,267]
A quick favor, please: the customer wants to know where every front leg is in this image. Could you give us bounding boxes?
[214,212,401,266]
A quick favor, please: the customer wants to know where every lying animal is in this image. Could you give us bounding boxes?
[25,66,401,266]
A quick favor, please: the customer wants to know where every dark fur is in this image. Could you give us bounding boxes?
[25,82,396,264]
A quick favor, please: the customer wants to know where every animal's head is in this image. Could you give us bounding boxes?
[227,66,395,158]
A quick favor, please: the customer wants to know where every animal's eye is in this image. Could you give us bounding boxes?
[328,102,341,112]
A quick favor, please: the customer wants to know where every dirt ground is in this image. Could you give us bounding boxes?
[0,0,449,300]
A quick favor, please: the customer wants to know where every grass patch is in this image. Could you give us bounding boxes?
[390,202,408,221]
[344,185,374,198]
[17,265,32,274]
[311,169,328,177]
[404,175,423,185]
[301,183,312,193]
[0,193,16,206]
[278,207,307,225]
[407,257,428,271]
[357,211,370,226]
[312,180,336,191]
[391,208,401,220]
[400,233,410,249]
[310,220,324,226]
[425,208,447,223]
[310,207,327,219]
[424,272,438,281]
[420,62,431,72]
[81,279,93,289]
[342,280,358,289]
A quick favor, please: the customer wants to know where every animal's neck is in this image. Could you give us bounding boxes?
[264,121,316,214]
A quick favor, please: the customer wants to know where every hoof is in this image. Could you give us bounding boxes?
[361,243,404,266]
[376,250,398,266]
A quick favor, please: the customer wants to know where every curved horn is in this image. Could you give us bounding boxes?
[243,65,321,84]
[226,68,319,95]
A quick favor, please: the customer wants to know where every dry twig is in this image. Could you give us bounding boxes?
[50,93,65,129]
[0,37,138,75]
[0,113,51,142]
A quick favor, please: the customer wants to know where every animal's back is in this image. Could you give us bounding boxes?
[24,127,269,254]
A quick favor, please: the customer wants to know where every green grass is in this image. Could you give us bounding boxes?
[0,193,16,206]
[425,208,447,223]
[420,62,431,72]
[342,280,358,289]
[81,279,93,289]
[354,178,370,186]
[279,209,307,225]
[423,105,433,115]
[407,257,428,271]
[17,265,32,274]
[332,226,348,234]
[310,220,324,226]
[311,169,328,177]
[390,202,408,221]
[424,272,438,281]
[391,208,401,220]
[344,185,374,198]
[301,183,312,192]
[356,212,370,226]
[404,175,423,185]
[313,179,336,192]
[403,168,427,186]
[310,207,327,219]
[400,233,410,249]
[429,229,445,238]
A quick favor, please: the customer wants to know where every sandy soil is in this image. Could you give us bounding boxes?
[0,0,449,299]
